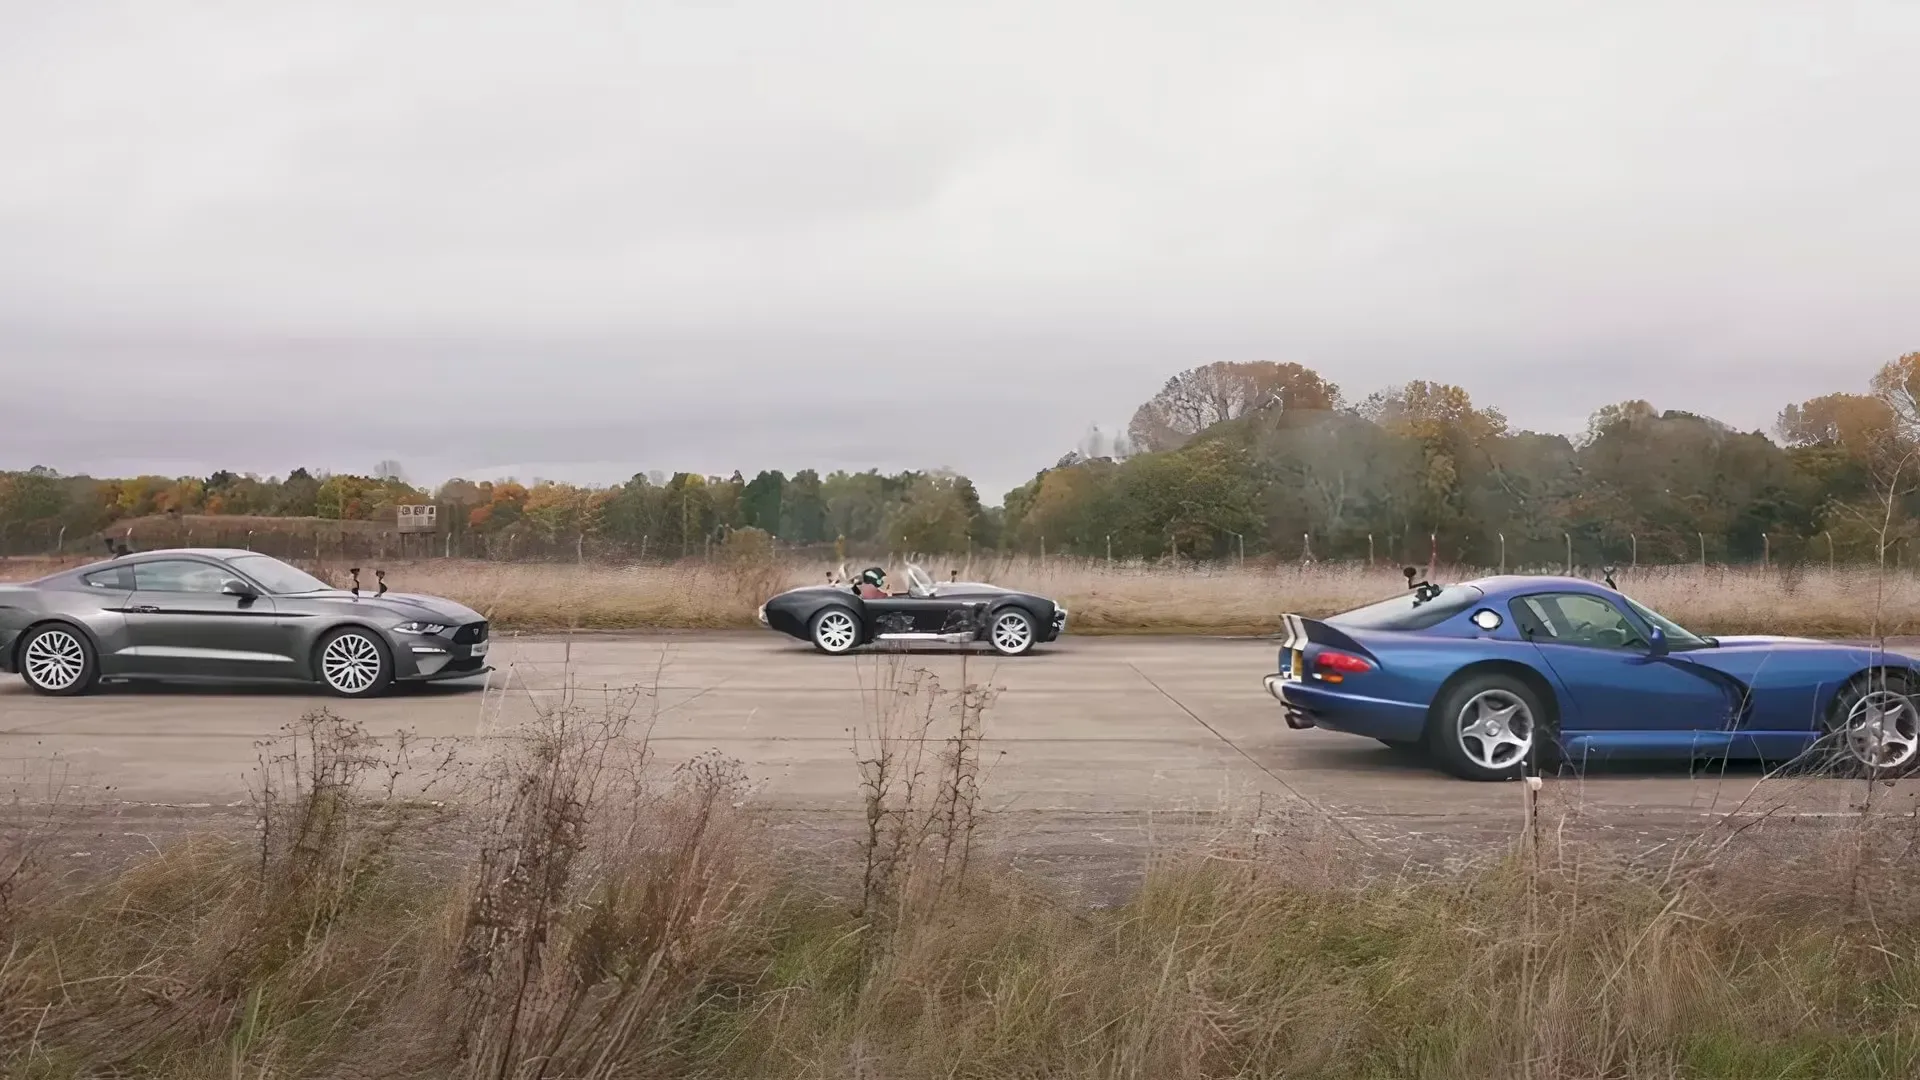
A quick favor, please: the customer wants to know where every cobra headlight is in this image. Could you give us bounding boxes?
[393,621,449,635]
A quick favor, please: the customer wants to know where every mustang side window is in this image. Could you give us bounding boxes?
[133,561,231,593]
[82,566,133,590]
[1511,594,1646,650]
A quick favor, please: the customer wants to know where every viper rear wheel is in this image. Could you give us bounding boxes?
[1428,673,1543,781]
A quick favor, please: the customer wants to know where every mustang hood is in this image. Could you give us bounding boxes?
[297,590,484,624]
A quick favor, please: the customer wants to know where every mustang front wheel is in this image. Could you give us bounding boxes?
[1824,672,1920,776]
[1429,673,1543,781]
[988,609,1035,656]
[810,608,860,655]
[316,628,394,698]
[19,625,98,696]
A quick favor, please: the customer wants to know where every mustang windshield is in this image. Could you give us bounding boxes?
[227,554,329,595]
[1622,595,1710,649]
[903,563,937,597]
[1329,585,1485,631]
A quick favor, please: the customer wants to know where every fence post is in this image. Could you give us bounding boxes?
[1563,532,1571,574]
[1498,532,1506,574]
[1762,532,1769,571]
[1106,534,1112,563]
[1826,530,1834,571]
[1630,533,1637,569]
[1699,532,1706,568]
[1367,533,1374,566]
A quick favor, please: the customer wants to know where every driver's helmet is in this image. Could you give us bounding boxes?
[858,566,887,589]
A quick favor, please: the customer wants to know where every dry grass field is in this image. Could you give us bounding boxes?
[5,553,1919,637]
[2,688,1915,1078]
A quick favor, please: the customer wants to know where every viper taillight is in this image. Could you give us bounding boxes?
[1315,650,1373,674]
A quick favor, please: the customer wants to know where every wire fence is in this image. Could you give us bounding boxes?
[0,515,1892,575]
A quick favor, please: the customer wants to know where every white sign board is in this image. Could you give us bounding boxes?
[396,504,439,533]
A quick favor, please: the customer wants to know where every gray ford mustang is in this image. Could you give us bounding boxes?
[0,548,491,697]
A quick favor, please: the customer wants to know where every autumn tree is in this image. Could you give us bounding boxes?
[740,470,785,533]
[1128,362,1342,452]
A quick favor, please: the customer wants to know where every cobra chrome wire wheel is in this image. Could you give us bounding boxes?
[989,610,1035,656]
[811,609,859,654]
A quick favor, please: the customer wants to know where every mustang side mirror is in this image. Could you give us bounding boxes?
[1646,626,1668,657]
[221,578,256,599]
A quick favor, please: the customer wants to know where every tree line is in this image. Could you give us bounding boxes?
[2,353,1916,565]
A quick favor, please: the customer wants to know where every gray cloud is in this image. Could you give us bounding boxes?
[1,0,1914,498]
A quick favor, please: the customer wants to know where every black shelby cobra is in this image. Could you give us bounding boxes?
[759,564,1067,656]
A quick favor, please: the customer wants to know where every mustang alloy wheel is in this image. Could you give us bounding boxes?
[810,608,860,655]
[19,625,97,696]
[988,609,1035,656]
[1826,672,1920,776]
[1429,673,1544,781]
[316,628,393,697]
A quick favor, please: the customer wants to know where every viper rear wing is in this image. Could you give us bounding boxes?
[1278,613,1373,659]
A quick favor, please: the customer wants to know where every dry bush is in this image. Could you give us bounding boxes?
[366,557,1920,638]
[4,670,1920,1076]
[8,552,1920,637]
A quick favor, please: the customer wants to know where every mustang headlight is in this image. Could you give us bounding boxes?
[393,621,449,635]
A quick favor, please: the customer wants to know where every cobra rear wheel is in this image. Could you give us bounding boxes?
[987,609,1036,656]
[19,625,97,696]
[316,627,394,698]
[810,608,860,655]
[1428,673,1544,781]
[1822,671,1920,777]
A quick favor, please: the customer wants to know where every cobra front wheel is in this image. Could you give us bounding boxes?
[987,609,1036,656]
[810,608,860,655]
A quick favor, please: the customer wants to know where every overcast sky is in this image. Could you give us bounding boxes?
[2,1,1915,500]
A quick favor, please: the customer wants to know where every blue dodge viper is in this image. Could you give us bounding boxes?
[1263,569,1919,781]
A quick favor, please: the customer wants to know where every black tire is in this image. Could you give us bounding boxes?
[314,627,394,698]
[1427,672,1548,781]
[809,607,861,655]
[17,624,98,696]
[1817,670,1920,778]
[986,608,1037,656]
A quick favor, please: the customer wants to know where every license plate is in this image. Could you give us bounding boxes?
[471,641,489,657]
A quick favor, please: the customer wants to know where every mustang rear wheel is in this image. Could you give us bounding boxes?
[1823,671,1920,777]
[1429,673,1544,781]
[810,608,860,655]
[316,628,394,697]
[988,609,1036,656]
[19,625,98,696]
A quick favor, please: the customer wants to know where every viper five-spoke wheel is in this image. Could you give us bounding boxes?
[316,628,393,697]
[1824,672,1920,777]
[810,608,860,655]
[988,609,1036,656]
[19,625,97,696]
[1429,673,1545,781]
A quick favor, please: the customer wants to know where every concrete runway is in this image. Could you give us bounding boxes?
[0,632,1907,839]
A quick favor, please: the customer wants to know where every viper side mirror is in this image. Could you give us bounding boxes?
[1646,626,1668,658]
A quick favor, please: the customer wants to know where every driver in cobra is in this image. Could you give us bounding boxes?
[855,566,890,599]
